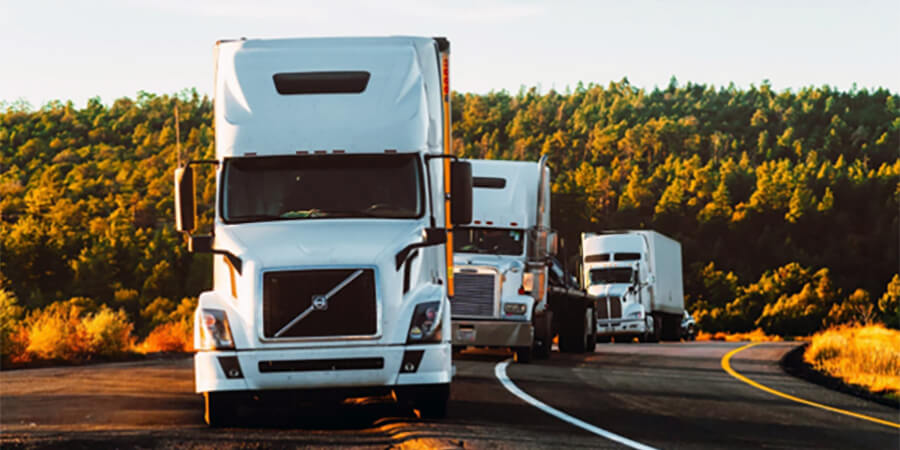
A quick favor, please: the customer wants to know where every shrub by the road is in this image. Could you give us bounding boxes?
[696,328,782,342]
[804,324,900,395]
[137,320,192,353]
[82,306,135,357]
[0,289,26,364]
[1,294,195,366]
[3,297,134,364]
[135,297,195,353]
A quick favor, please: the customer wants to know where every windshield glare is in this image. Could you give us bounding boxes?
[590,268,634,284]
[454,227,524,256]
[222,154,422,222]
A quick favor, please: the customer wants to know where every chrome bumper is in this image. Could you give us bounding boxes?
[451,320,533,347]
[597,318,648,335]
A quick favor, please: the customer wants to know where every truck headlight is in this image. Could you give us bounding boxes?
[407,301,442,343]
[504,303,527,315]
[198,308,235,350]
[521,273,534,293]
[627,310,644,320]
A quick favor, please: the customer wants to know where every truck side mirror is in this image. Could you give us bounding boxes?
[174,166,196,233]
[450,161,472,225]
[188,234,213,253]
[548,231,559,256]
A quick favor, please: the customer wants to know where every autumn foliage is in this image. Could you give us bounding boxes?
[695,328,783,342]
[0,81,897,356]
[1,289,193,365]
[136,321,193,353]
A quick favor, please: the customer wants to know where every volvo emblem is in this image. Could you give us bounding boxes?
[312,295,328,311]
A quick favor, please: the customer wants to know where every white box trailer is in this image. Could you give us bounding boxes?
[581,230,684,342]
[174,36,473,425]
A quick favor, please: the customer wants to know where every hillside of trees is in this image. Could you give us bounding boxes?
[1,81,898,352]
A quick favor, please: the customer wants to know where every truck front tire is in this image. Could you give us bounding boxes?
[559,303,592,353]
[642,315,660,343]
[514,346,533,363]
[204,392,238,427]
[413,384,450,419]
[533,311,553,360]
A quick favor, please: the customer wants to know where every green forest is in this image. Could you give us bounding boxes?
[1,80,898,355]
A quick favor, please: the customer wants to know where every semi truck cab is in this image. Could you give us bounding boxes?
[174,36,473,425]
[586,253,655,342]
[582,230,684,343]
[450,157,556,362]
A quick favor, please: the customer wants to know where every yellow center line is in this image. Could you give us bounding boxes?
[721,342,899,429]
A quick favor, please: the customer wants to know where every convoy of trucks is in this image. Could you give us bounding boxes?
[581,231,685,342]
[174,35,687,426]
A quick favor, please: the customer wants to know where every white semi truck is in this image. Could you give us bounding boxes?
[450,157,558,362]
[174,36,473,425]
[581,230,684,342]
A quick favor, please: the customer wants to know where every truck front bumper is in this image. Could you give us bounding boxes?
[194,342,451,393]
[597,318,648,336]
[451,319,533,347]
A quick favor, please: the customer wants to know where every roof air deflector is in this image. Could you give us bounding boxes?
[273,71,370,95]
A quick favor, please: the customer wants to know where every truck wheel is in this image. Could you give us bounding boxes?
[661,313,681,341]
[204,392,238,427]
[597,336,611,343]
[648,314,662,343]
[414,384,450,419]
[533,336,551,360]
[584,307,597,353]
[559,303,588,353]
[533,312,553,359]
[514,346,533,363]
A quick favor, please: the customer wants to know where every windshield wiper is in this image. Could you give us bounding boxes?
[228,214,283,223]
[278,209,386,219]
[281,209,327,218]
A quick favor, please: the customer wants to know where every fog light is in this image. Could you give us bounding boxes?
[400,350,425,374]
[504,303,527,315]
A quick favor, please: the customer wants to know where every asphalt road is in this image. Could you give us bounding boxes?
[1,342,897,449]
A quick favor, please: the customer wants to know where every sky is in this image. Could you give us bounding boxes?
[1,0,898,107]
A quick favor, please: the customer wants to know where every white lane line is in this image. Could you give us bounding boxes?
[494,360,657,450]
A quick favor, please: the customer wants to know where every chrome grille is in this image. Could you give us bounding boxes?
[452,272,496,317]
[262,269,376,339]
[597,297,622,320]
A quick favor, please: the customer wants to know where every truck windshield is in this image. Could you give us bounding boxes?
[590,268,633,284]
[454,227,523,256]
[222,154,423,223]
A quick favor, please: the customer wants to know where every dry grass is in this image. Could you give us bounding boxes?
[804,324,900,395]
[136,321,193,353]
[696,328,783,342]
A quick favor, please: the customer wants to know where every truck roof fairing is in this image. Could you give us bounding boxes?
[214,37,444,158]
[464,159,544,228]
[582,233,645,256]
